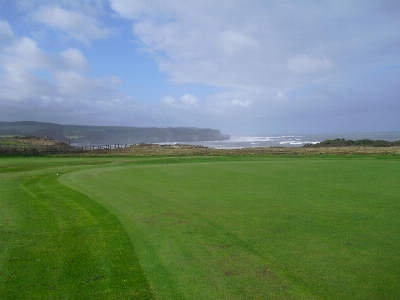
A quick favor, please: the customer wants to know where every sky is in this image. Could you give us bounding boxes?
[0,0,399,135]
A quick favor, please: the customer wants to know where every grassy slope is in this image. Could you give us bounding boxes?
[0,157,152,299]
[58,155,400,299]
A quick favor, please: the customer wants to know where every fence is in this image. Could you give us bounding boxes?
[82,144,132,151]
[0,143,134,155]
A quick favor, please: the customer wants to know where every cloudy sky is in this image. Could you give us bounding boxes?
[0,0,399,135]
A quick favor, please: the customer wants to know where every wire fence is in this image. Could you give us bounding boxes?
[0,143,134,155]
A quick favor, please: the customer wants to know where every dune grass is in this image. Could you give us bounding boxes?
[1,155,400,299]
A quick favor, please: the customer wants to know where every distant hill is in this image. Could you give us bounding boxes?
[0,121,230,145]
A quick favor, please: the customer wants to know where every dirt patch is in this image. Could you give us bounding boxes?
[224,270,239,276]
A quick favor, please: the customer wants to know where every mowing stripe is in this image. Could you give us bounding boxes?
[60,156,400,299]
[0,162,153,299]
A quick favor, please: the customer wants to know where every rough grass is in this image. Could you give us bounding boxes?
[0,137,58,146]
[83,143,400,156]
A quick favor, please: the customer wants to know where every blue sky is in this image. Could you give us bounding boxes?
[0,0,399,135]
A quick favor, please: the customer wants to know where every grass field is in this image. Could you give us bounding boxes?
[1,154,400,299]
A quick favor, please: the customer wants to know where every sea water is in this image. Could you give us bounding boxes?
[180,132,400,149]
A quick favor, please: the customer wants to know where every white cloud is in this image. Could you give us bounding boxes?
[109,0,152,19]
[0,20,15,45]
[163,93,198,108]
[276,91,286,100]
[231,99,252,107]
[0,20,120,115]
[162,96,175,105]
[109,1,346,103]
[3,36,49,71]
[287,55,333,75]
[181,93,198,106]
[203,88,257,115]
[218,31,258,56]
[60,48,89,71]
[0,68,56,101]
[111,1,263,84]
[107,0,288,125]
[54,70,107,97]
[33,5,112,43]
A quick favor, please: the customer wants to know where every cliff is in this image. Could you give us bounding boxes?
[0,121,229,145]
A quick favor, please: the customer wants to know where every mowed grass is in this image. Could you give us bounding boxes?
[0,157,152,299]
[59,155,400,299]
[1,155,400,299]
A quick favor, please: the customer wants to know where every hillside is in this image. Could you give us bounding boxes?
[0,121,230,145]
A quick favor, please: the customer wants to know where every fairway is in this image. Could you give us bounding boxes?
[1,155,400,299]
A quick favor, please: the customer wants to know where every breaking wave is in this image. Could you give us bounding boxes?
[180,132,400,149]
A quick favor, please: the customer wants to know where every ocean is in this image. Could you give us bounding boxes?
[178,132,400,149]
